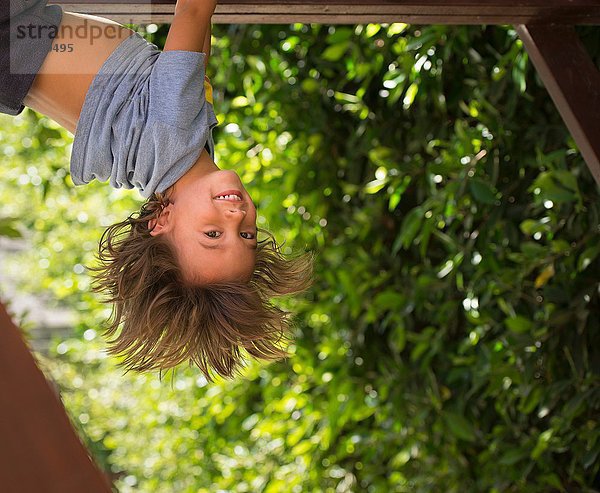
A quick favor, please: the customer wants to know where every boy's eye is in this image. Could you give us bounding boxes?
[205,231,222,238]
[240,232,256,240]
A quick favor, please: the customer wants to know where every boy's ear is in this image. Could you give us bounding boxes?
[148,203,174,236]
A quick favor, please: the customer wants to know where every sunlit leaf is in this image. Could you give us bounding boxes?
[322,41,350,62]
[403,82,419,109]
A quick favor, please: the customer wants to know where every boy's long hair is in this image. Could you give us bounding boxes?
[90,192,313,381]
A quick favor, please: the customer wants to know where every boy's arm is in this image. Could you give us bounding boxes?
[202,22,212,68]
[163,0,216,56]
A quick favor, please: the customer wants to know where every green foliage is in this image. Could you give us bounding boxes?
[1,23,599,492]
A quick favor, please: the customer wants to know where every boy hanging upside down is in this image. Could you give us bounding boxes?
[0,0,313,380]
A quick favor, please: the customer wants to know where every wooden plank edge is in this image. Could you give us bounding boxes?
[0,302,113,493]
[517,24,600,186]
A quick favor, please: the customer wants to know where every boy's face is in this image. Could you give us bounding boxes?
[151,168,258,285]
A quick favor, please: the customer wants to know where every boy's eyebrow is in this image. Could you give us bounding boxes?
[199,243,223,250]
[199,243,258,250]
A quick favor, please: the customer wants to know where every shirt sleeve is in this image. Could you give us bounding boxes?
[147,49,208,129]
[128,49,220,197]
[134,104,219,197]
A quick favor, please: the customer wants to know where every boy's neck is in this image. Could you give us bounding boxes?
[172,148,219,191]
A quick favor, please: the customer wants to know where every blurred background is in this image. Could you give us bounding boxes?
[0,22,599,492]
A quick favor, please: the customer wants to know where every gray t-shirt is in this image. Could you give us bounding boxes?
[70,32,218,198]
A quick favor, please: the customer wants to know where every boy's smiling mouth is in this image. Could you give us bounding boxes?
[214,190,243,202]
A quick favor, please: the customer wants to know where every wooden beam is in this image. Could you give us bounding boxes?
[0,302,112,493]
[49,0,600,25]
[517,24,600,186]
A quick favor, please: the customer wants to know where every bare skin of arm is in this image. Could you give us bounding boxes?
[23,1,216,134]
[203,21,212,67]
[163,0,215,52]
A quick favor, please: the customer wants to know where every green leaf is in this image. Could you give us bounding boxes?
[521,241,546,258]
[388,189,402,211]
[531,429,553,460]
[390,324,406,352]
[0,217,23,238]
[499,447,529,466]
[520,219,539,235]
[530,170,580,204]
[582,445,600,469]
[365,24,381,38]
[301,79,320,94]
[578,244,600,271]
[405,30,438,51]
[505,315,534,333]
[403,82,419,108]
[541,473,565,491]
[519,386,543,414]
[392,206,423,254]
[322,41,350,62]
[374,291,406,312]
[497,298,516,317]
[469,178,497,205]
[231,96,249,108]
[443,412,476,442]
[291,440,313,456]
[364,179,387,194]
[326,27,354,44]
[387,23,408,36]
[368,146,395,167]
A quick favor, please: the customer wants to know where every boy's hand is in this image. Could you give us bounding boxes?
[163,0,216,54]
[175,0,217,16]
